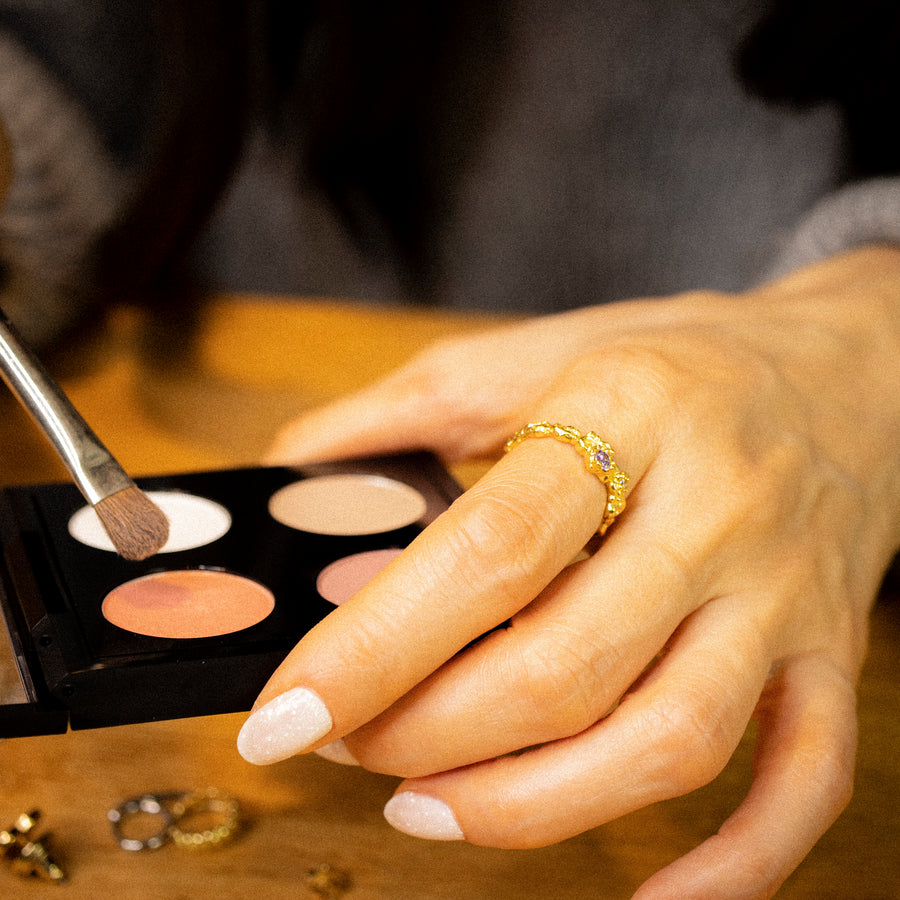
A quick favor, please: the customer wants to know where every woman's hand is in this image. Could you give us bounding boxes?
[241,246,900,898]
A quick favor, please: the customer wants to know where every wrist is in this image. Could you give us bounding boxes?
[757,246,900,558]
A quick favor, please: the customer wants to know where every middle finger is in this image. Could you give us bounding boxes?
[328,507,706,776]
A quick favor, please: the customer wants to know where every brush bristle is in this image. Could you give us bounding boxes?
[94,486,170,561]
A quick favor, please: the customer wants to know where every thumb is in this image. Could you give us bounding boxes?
[266,363,513,464]
[265,380,435,464]
[265,327,547,465]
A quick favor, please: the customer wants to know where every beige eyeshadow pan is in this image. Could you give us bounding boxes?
[101,569,275,639]
[268,474,428,536]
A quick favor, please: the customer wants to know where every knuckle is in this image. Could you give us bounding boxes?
[564,343,683,415]
[793,674,858,818]
[404,334,500,410]
[447,486,578,589]
[394,337,516,456]
[812,741,856,818]
[406,334,470,378]
[391,346,469,420]
[509,631,612,736]
[738,436,814,516]
[639,689,737,795]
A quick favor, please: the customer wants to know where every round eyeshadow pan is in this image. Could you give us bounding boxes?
[268,474,427,536]
[316,547,403,606]
[69,491,232,554]
[101,569,275,639]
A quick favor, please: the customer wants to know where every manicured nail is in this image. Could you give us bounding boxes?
[237,687,332,765]
[314,738,360,766]
[383,792,464,841]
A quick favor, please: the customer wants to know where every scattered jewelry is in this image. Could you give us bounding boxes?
[108,789,240,852]
[5,793,352,893]
[108,791,353,896]
[1,810,66,884]
[305,863,353,898]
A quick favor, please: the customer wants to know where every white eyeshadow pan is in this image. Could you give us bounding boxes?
[268,474,428,536]
[68,491,232,554]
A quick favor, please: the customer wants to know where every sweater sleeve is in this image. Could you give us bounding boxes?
[765,176,900,281]
[0,32,127,348]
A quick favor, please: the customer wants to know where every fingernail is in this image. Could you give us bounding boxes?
[383,792,464,841]
[237,687,332,765]
[314,738,360,766]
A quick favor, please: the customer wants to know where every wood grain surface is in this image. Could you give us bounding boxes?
[1,297,897,899]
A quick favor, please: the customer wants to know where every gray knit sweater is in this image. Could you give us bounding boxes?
[2,0,899,348]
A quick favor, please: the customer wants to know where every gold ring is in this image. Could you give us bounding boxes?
[167,789,240,848]
[505,422,630,535]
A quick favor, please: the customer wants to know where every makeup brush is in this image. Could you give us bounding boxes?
[0,307,169,560]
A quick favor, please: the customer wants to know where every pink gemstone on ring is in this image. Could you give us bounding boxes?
[594,449,612,471]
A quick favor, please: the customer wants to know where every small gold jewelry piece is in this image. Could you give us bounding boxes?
[1,810,66,883]
[305,863,353,898]
[505,422,630,535]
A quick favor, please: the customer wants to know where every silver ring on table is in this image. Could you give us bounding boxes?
[107,793,181,852]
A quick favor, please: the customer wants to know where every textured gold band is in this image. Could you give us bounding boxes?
[168,789,240,848]
[505,422,630,535]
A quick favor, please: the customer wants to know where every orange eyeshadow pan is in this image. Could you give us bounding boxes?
[102,570,275,639]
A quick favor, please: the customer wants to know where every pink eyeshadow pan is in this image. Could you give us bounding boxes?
[316,548,403,606]
[101,570,275,639]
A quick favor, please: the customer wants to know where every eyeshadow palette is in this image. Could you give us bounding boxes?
[0,453,461,737]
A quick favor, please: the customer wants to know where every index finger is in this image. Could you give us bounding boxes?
[237,432,635,765]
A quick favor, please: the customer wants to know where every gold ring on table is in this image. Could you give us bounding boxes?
[505,422,631,535]
[167,789,240,848]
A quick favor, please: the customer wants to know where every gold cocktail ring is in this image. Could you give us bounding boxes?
[505,422,630,535]
[168,789,240,848]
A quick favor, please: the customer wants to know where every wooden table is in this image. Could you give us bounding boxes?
[0,297,897,899]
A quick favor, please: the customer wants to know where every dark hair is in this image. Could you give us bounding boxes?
[101,0,510,314]
[738,0,900,176]
[94,1,255,316]
[263,0,508,290]
[94,0,507,313]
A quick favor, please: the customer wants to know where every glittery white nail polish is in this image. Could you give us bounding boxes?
[383,792,464,841]
[314,738,360,766]
[237,687,332,765]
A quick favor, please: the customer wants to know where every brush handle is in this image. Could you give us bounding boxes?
[0,309,133,504]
